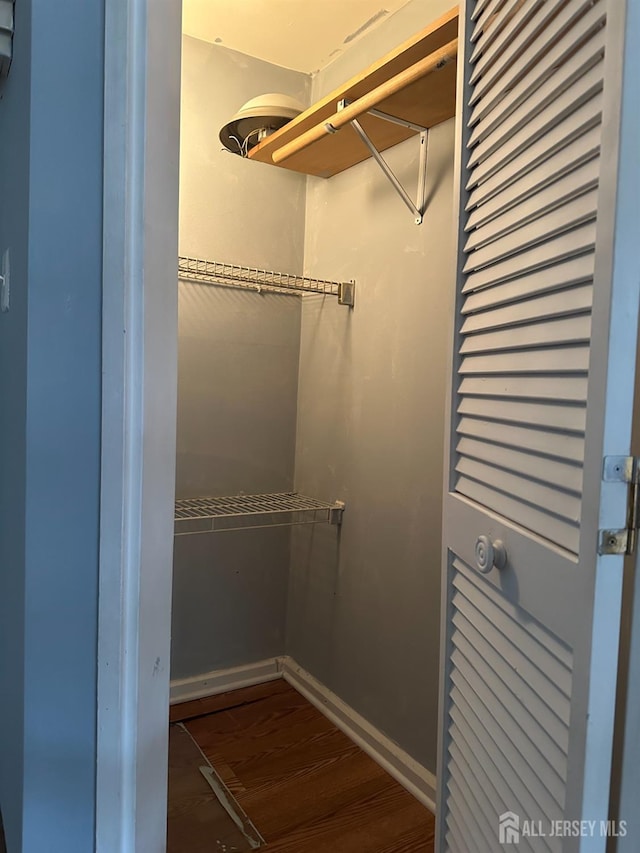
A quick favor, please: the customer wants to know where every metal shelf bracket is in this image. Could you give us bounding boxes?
[329,500,346,526]
[338,99,428,225]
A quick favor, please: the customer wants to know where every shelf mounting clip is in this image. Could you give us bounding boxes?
[338,99,428,225]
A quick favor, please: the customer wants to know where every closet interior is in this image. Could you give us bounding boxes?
[169,1,457,848]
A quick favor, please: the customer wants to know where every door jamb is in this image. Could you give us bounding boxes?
[611,0,640,817]
[96,1,181,850]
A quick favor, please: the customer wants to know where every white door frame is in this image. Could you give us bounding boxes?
[97,1,181,851]
[94,0,639,850]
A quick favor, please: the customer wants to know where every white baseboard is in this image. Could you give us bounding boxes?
[280,658,436,812]
[169,655,436,812]
[169,657,281,705]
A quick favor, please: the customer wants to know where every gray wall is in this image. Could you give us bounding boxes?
[288,2,455,774]
[172,37,309,679]
[316,0,455,94]
[179,36,309,269]
[176,287,301,499]
[0,0,104,850]
[172,287,301,677]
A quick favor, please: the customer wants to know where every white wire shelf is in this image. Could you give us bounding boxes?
[174,492,345,535]
[178,256,355,307]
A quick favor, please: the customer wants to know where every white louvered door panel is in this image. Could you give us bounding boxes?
[437,1,640,851]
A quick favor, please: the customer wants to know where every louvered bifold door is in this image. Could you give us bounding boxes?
[437,1,640,852]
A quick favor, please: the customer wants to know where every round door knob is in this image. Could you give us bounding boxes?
[475,535,507,573]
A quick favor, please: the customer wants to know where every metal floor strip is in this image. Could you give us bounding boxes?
[176,723,265,849]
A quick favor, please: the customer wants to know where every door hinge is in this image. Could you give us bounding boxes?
[598,456,640,555]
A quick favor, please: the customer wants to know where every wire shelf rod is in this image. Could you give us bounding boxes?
[174,491,345,535]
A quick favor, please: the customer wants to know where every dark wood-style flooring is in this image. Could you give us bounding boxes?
[167,722,254,852]
[170,679,436,852]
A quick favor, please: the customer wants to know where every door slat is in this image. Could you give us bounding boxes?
[466,127,600,224]
[451,668,566,811]
[456,417,585,462]
[465,161,600,253]
[470,0,543,72]
[462,224,597,294]
[454,565,573,667]
[468,4,606,138]
[451,609,572,752]
[457,396,586,432]
[466,92,602,195]
[455,476,580,552]
[459,345,590,375]
[468,73,603,189]
[461,284,592,332]
[456,436,583,492]
[468,42,604,174]
[469,0,598,106]
[460,315,592,355]
[463,190,598,272]
[461,256,594,313]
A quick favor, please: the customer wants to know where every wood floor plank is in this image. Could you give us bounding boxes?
[192,707,342,770]
[167,724,252,853]
[261,783,432,853]
[201,747,247,798]
[238,727,364,799]
[232,727,361,797]
[178,680,436,852]
[169,677,290,723]
[187,691,333,766]
[376,821,436,853]
[188,697,324,747]
[223,683,313,734]
[241,748,389,840]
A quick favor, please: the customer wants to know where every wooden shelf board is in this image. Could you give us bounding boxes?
[248,6,458,179]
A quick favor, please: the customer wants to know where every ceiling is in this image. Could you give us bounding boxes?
[182,0,415,74]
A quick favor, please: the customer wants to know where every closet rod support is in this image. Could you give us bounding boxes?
[344,105,427,225]
[416,131,428,223]
[342,100,429,134]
